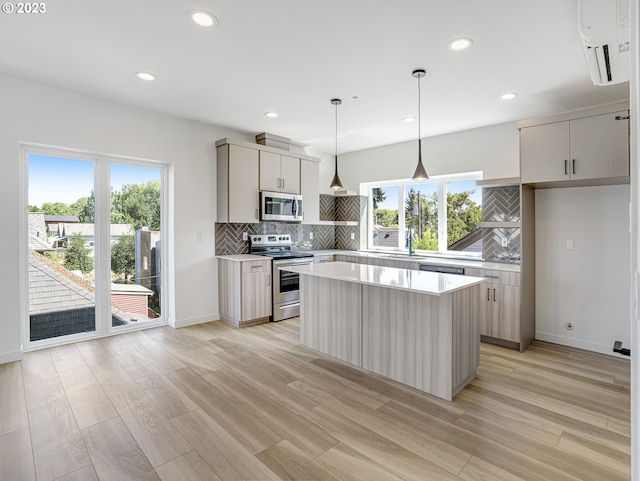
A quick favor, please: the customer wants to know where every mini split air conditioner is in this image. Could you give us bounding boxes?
[579,0,630,86]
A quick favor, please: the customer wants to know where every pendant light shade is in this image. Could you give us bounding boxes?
[330,98,344,190]
[412,69,429,180]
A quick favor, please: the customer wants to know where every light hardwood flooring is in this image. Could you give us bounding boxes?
[0,318,630,481]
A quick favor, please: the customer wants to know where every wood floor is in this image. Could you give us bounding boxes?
[0,318,631,481]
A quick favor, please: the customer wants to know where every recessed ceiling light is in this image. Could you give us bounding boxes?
[136,71,156,81]
[264,112,278,118]
[448,37,473,52]
[189,10,218,28]
[500,92,518,100]
[402,117,416,123]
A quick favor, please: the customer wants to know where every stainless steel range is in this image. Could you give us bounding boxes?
[249,234,314,321]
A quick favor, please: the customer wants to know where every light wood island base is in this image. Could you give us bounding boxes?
[295,262,482,401]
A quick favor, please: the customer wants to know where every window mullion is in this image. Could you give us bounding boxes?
[398,182,406,250]
[438,181,447,252]
[95,157,112,336]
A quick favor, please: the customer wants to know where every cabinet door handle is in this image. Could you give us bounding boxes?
[282,178,285,190]
[572,159,576,174]
[564,159,568,175]
[493,288,496,302]
[266,275,271,286]
[487,288,491,301]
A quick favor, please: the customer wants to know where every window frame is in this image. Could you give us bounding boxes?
[20,143,169,351]
[363,171,483,257]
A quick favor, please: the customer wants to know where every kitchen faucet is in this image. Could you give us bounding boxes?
[407,227,415,256]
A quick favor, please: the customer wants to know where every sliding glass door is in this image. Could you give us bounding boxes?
[27,153,97,342]
[24,146,167,347]
[109,163,163,328]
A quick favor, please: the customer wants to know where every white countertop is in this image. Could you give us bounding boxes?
[295,249,520,272]
[216,254,270,262]
[282,261,483,296]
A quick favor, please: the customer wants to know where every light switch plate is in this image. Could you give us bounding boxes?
[242,232,248,241]
[501,237,508,247]
[309,232,313,240]
[350,233,355,240]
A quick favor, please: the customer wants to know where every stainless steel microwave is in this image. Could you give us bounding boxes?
[260,191,303,222]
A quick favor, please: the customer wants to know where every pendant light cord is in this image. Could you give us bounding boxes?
[335,101,338,159]
[417,73,421,143]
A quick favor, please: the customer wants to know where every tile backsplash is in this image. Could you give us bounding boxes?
[215,194,368,255]
[215,223,335,255]
[215,188,520,263]
[481,186,521,264]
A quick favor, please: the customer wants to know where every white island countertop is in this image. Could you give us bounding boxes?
[282,261,483,296]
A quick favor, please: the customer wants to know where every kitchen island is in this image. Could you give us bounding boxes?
[282,261,483,401]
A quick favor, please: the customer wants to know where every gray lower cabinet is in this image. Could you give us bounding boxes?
[218,258,272,327]
[313,254,335,263]
[466,268,522,348]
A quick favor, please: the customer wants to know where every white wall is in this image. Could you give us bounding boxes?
[0,74,245,361]
[321,121,520,190]
[535,185,630,355]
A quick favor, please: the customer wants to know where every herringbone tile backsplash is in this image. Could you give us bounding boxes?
[482,186,521,263]
[216,195,368,255]
[216,189,519,264]
[215,223,336,255]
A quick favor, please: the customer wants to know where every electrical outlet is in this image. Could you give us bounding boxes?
[501,237,508,247]
[242,232,248,241]
[197,232,203,242]
[309,232,313,240]
[566,239,574,250]
[350,232,355,240]
[565,322,574,330]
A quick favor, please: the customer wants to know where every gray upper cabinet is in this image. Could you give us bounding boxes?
[519,107,629,186]
[217,144,259,223]
[259,150,301,194]
[216,138,320,224]
[300,159,320,224]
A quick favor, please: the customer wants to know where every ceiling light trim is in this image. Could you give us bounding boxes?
[448,37,473,52]
[188,10,218,28]
[135,71,156,81]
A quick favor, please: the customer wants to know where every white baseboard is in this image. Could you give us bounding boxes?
[169,313,221,329]
[0,350,23,364]
[535,331,628,359]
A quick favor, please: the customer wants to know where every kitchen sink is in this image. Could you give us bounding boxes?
[377,253,425,260]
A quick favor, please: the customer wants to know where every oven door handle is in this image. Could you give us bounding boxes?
[279,302,300,309]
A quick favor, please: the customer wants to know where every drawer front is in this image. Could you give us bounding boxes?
[314,255,335,263]
[500,271,521,287]
[241,259,271,273]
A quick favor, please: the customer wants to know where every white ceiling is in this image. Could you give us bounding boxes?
[0,0,630,154]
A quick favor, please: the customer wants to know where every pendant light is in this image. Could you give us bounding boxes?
[412,69,428,180]
[330,98,344,190]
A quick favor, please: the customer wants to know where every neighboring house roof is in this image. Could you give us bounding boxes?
[29,234,54,252]
[448,228,483,253]
[28,212,53,251]
[111,283,153,296]
[28,250,134,321]
[62,223,133,237]
[44,214,80,223]
[372,226,399,248]
[29,250,95,315]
